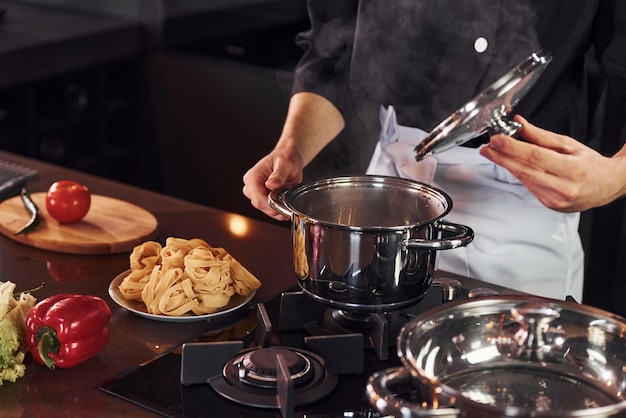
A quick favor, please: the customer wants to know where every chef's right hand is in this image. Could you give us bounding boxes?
[242,145,304,220]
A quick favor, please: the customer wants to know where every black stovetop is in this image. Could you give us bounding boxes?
[100,282,467,418]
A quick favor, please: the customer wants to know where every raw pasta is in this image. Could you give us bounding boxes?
[118,237,261,316]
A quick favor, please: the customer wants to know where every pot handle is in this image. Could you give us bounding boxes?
[268,189,294,218]
[406,221,474,250]
[366,367,460,417]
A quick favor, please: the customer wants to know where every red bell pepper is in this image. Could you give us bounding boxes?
[26,294,111,369]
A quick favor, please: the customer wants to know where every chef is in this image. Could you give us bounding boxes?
[242,1,626,302]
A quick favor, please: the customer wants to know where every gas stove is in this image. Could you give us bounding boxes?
[101,278,488,417]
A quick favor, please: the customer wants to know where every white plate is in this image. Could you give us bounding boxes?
[108,270,256,323]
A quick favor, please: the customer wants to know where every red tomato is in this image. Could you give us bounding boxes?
[45,180,91,224]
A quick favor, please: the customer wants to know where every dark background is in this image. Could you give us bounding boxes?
[0,0,623,315]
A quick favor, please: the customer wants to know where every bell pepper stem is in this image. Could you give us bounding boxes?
[36,327,60,369]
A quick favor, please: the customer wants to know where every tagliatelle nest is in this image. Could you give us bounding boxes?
[118,237,261,316]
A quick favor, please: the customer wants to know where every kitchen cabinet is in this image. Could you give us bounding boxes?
[0,0,309,189]
[0,60,141,182]
[0,2,144,183]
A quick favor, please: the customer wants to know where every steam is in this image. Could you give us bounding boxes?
[296,1,542,175]
[350,0,541,129]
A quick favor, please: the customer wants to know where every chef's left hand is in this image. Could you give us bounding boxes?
[479,115,626,212]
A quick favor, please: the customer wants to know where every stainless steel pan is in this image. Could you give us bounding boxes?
[367,295,626,417]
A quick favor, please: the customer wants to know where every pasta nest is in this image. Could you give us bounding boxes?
[118,237,261,316]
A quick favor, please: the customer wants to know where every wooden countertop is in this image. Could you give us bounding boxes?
[0,151,512,417]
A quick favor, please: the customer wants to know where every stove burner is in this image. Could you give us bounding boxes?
[210,346,338,409]
[101,280,493,418]
[324,309,405,337]
[328,310,371,329]
[231,346,312,388]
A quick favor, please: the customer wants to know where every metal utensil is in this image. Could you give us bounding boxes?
[414,51,552,160]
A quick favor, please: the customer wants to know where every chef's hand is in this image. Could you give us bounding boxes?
[479,115,626,212]
[243,92,345,220]
[242,145,304,220]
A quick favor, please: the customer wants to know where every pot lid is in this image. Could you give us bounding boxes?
[414,51,552,160]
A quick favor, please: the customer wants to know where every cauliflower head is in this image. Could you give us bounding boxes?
[0,281,36,385]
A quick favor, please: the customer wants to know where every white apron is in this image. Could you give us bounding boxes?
[366,106,584,301]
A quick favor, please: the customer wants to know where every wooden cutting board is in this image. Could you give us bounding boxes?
[0,192,158,254]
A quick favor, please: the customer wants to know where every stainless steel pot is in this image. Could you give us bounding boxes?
[367,295,626,417]
[268,175,473,312]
